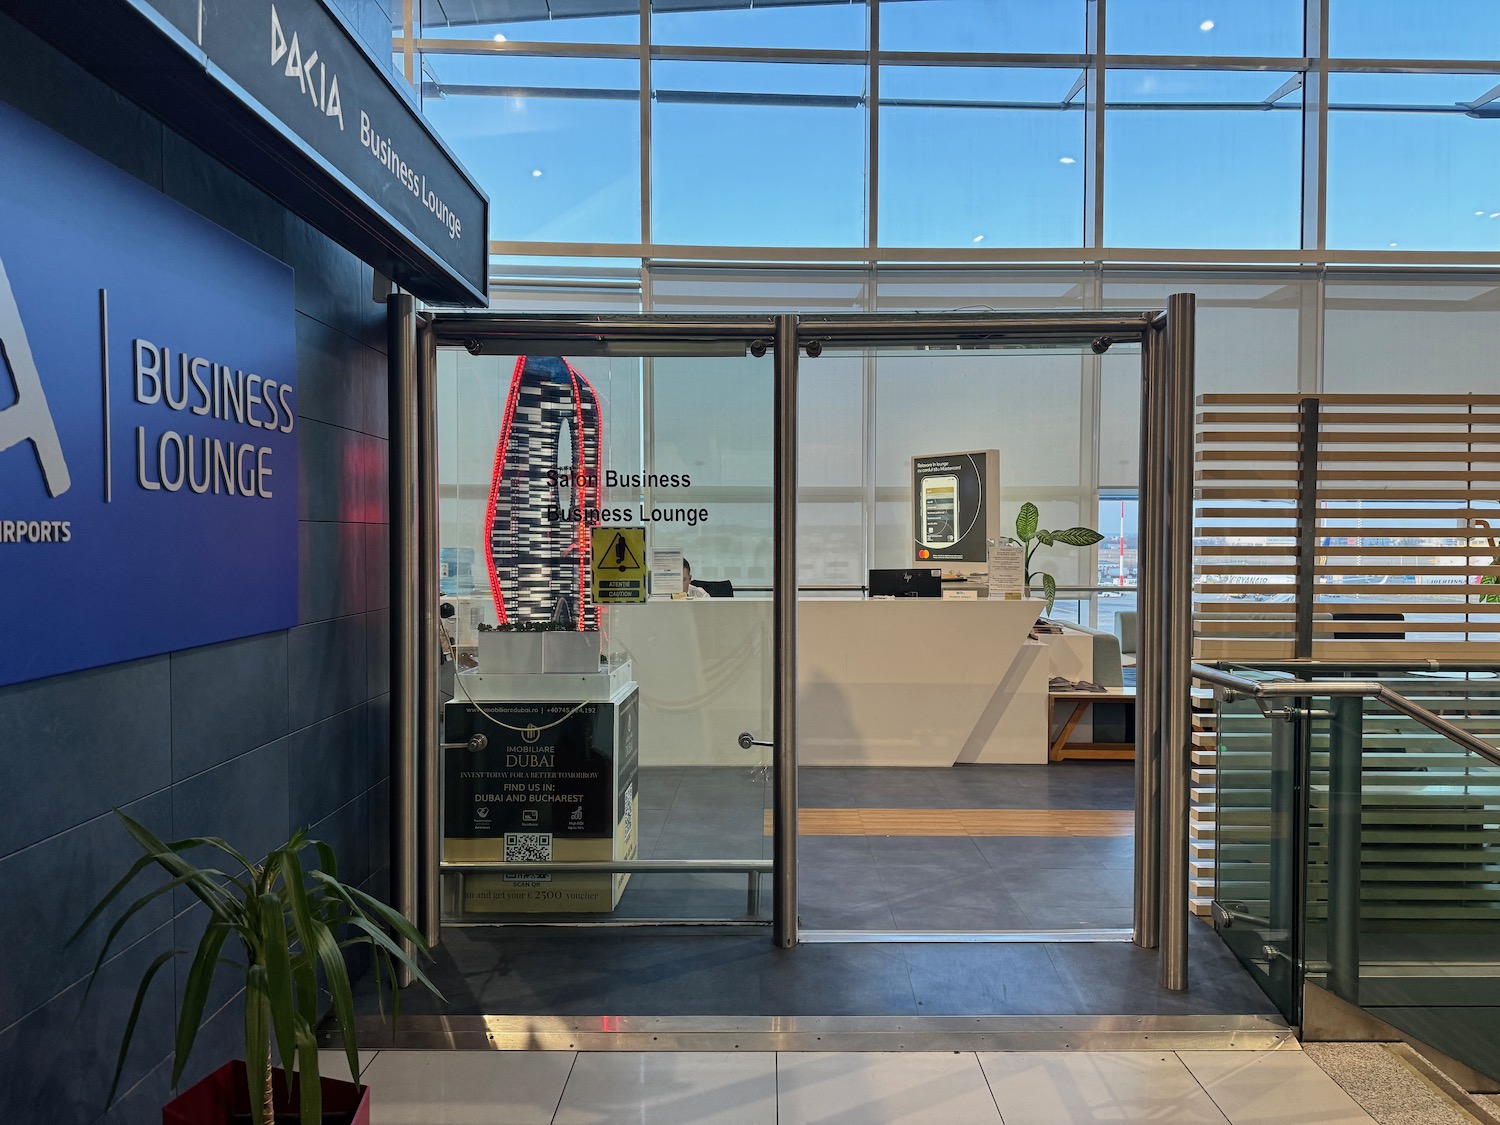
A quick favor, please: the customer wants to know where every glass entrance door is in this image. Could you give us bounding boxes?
[417,306,1182,962]
[791,329,1144,940]
[431,321,780,925]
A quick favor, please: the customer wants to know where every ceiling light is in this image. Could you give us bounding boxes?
[492,33,507,42]
[972,235,985,243]
[532,169,544,177]
[1059,156,1076,164]
[1491,212,1500,218]
[1200,19,1215,31]
[1389,242,1399,248]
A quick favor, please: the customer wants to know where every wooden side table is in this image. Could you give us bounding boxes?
[1048,686,1136,761]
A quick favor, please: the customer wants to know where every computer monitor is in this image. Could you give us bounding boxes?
[867,568,942,598]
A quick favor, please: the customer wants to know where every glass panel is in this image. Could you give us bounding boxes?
[1101,276,1305,488]
[798,355,866,589]
[873,348,1086,576]
[879,67,1085,248]
[1105,70,1303,249]
[1107,0,1305,57]
[1326,74,1500,252]
[872,268,1087,311]
[1323,280,1500,393]
[652,61,867,246]
[437,341,774,924]
[419,4,638,45]
[879,0,1086,55]
[1329,0,1500,61]
[1095,495,1137,638]
[653,0,865,50]
[650,355,773,589]
[419,54,640,244]
[802,344,1131,936]
[1097,352,1139,490]
[1323,683,1500,1080]
[1213,688,1300,1024]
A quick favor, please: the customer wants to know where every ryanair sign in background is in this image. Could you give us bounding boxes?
[0,100,298,688]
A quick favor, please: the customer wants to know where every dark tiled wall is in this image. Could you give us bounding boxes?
[0,10,394,1124]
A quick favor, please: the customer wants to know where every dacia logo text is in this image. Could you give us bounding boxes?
[270,4,344,131]
[0,254,70,498]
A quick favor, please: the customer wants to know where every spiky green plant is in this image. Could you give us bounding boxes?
[1005,501,1105,612]
[70,810,442,1125]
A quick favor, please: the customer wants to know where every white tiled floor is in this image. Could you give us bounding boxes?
[349,1048,1379,1125]
[779,1052,1009,1125]
[554,1052,776,1125]
[978,1052,1231,1123]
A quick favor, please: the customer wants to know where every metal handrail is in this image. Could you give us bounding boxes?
[1208,659,1500,674]
[721,583,1137,594]
[1191,663,1500,768]
[440,860,771,874]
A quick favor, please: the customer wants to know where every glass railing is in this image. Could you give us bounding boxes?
[1204,663,1500,1080]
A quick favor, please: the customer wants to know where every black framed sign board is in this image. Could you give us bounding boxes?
[442,687,639,913]
[912,449,1000,567]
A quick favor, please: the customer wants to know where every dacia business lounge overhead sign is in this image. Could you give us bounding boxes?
[0,102,298,688]
[1,0,488,305]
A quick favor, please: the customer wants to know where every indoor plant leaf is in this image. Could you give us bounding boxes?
[307,913,360,1086]
[79,809,441,1122]
[1015,502,1039,543]
[172,921,233,1087]
[310,873,445,999]
[106,947,181,1106]
[295,1019,324,1125]
[1042,573,1058,611]
[244,964,273,1125]
[258,889,300,1079]
[1052,526,1106,547]
[75,869,224,1009]
[283,848,360,1085]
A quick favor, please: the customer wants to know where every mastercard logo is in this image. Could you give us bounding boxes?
[918,549,930,559]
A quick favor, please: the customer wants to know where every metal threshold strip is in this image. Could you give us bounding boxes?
[334,1014,1293,1053]
[799,929,1134,944]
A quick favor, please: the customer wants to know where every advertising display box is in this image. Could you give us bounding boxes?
[911,449,1000,570]
[443,681,639,913]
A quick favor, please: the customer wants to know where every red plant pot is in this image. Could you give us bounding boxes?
[162,1060,370,1125]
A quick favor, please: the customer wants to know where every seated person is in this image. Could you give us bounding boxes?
[682,557,711,599]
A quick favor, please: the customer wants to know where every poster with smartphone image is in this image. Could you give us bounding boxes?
[912,450,999,567]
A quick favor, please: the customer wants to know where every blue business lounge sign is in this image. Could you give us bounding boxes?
[0,101,298,687]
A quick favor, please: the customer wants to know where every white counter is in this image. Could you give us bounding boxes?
[798,598,1048,766]
[607,597,1058,767]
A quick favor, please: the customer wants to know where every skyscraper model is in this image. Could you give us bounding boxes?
[485,355,603,629]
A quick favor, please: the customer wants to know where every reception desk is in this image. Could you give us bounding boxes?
[606,597,1063,767]
[797,598,1047,766]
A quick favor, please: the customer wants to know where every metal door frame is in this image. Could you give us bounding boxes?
[392,300,1197,989]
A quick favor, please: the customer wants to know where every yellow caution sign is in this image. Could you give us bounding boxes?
[591,526,648,604]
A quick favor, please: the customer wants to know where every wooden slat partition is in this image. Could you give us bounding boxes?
[1194,394,1500,660]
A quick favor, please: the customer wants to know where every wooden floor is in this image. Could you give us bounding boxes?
[767,808,1133,837]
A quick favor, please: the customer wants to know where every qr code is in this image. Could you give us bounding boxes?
[619,784,634,846]
[504,832,551,883]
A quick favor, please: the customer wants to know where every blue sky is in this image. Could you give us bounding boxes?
[414,1,1500,251]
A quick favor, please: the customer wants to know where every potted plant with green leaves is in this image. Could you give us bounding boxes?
[71,810,441,1125]
[1005,501,1105,611]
